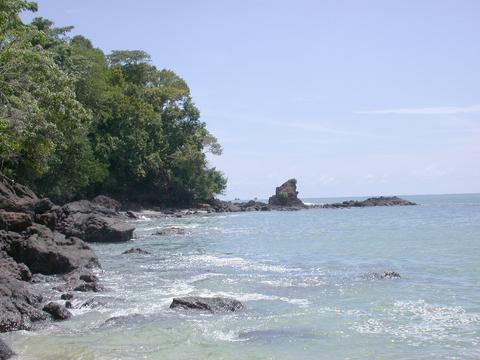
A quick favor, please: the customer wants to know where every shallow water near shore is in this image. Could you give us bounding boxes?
[5,194,480,359]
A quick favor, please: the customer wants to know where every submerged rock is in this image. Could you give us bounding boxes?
[364,271,401,280]
[80,297,107,309]
[43,302,72,320]
[154,227,187,236]
[122,247,151,255]
[170,296,244,313]
[0,338,14,360]
[268,179,306,208]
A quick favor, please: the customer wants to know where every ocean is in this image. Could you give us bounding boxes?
[5,194,480,359]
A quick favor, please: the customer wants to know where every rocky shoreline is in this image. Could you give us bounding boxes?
[0,175,414,358]
[0,173,135,337]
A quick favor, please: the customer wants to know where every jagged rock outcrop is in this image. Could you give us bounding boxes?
[170,296,244,313]
[0,274,46,332]
[268,179,306,208]
[57,199,135,243]
[0,174,37,213]
[322,196,416,209]
[0,173,115,334]
[3,225,99,275]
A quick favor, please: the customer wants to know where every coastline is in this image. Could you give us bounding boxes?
[0,175,416,358]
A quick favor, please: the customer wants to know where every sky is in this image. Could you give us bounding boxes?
[22,0,480,199]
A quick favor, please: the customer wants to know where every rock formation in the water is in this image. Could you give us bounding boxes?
[42,302,72,320]
[121,248,151,255]
[322,196,416,209]
[268,179,306,208]
[170,296,244,313]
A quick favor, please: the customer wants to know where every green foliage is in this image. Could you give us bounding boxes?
[0,1,226,204]
[279,191,289,199]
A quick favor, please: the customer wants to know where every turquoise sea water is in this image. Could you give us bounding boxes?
[5,194,480,359]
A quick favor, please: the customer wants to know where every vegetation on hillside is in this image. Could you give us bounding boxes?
[0,0,226,204]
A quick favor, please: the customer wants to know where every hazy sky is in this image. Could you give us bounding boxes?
[23,0,480,199]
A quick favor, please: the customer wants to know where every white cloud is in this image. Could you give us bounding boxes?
[355,104,480,115]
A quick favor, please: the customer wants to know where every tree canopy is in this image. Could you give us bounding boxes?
[0,0,226,204]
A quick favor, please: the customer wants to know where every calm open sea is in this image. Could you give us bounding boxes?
[5,194,480,359]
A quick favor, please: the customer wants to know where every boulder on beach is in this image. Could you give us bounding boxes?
[268,179,306,208]
[170,296,244,313]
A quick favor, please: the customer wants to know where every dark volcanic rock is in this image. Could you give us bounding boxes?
[268,179,306,208]
[61,293,73,300]
[58,201,135,243]
[0,274,46,332]
[34,198,54,214]
[0,338,14,360]
[43,302,72,320]
[322,196,416,209]
[0,211,33,232]
[92,195,121,212]
[59,269,103,293]
[34,210,59,230]
[4,225,99,275]
[0,173,37,213]
[122,247,151,255]
[0,254,31,282]
[170,296,244,313]
[74,282,103,292]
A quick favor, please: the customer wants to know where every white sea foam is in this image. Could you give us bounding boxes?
[261,276,326,288]
[187,254,295,273]
[196,289,309,307]
[351,300,480,342]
